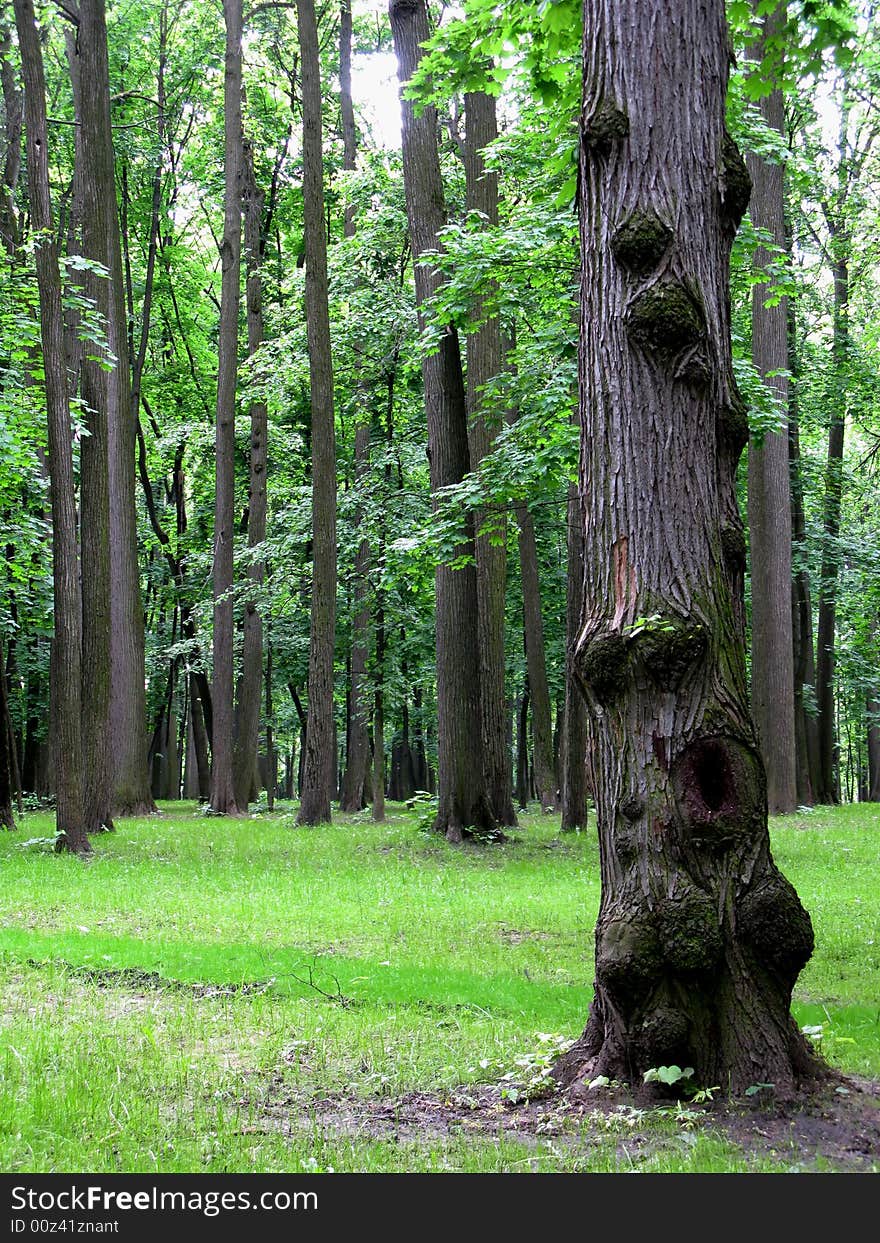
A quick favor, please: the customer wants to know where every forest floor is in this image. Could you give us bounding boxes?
[1,800,878,1174]
[247,1063,880,1173]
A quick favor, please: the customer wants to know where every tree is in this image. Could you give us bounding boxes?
[338,0,372,814]
[390,0,495,840]
[13,0,89,854]
[232,135,269,810]
[72,0,120,835]
[0,632,15,829]
[746,1,798,816]
[463,88,516,827]
[561,479,589,830]
[556,0,820,1094]
[209,0,244,816]
[296,0,338,825]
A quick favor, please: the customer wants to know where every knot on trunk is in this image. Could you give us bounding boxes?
[582,99,630,152]
[576,631,629,702]
[633,1005,690,1072]
[738,871,815,982]
[596,916,662,1014]
[720,129,751,231]
[718,385,749,456]
[671,735,764,851]
[673,344,712,393]
[626,278,706,362]
[721,523,747,572]
[654,886,723,974]
[611,209,671,276]
[635,616,707,691]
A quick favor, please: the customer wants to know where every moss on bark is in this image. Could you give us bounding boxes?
[627,278,705,359]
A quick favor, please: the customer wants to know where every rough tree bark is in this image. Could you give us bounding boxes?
[787,272,821,806]
[390,0,495,841]
[13,0,89,853]
[209,0,243,815]
[868,682,880,803]
[74,0,119,834]
[0,632,15,828]
[232,137,269,809]
[554,0,819,1096]
[745,4,797,815]
[463,88,516,827]
[516,502,557,812]
[338,0,372,813]
[561,481,589,830]
[296,0,338,825]
[815,241,848,805]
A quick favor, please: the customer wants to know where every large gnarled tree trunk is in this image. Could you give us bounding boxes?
[556,0,819,1096]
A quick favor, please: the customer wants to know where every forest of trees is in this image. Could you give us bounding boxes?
[0,0,878,1091]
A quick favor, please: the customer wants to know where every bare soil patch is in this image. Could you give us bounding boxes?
[248,1069,880,1171]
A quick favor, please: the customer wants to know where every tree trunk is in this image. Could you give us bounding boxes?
[815,249,848,805]
[75,0,119,835]
[338,0,372,813]
[561,482,589,830]
[787,246,821,807]
[0,633,15,829]
[555,0,819,1096]
[867,686,880,803]
[745,5,797,815]
[373,605,386,823]
[209,0,243,815]
[13,0,89,853]
[463,88,516,827]
[296,0,338,825]
[516,683,530,810]
[390,0,495,842]
[516,503,556,811]
[232,138,269,809]
[92,0,156,820]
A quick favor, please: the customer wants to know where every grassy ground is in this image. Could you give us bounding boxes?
[0,800,877,1173]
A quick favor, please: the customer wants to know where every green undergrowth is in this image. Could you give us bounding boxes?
[0,800,877,1173]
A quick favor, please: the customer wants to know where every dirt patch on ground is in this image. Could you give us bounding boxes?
[247,1070,880,1171]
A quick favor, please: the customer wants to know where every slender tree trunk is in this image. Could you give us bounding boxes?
[390,0,495,841]
[815,248,848,805]
[515,503,556,811]
[867,685,880,802]
[555,0,818,1096]
[463,88,516,827]
[296,0,338,825]
[0,20,22,253]
[0,633,15,828]
[73,0,119,835]
[787,303,821,808]
[232,138,269,808]
[372,629,386,824]
[745,5,796,815]
[561,482,589,830]
[13,0,89,853]
[265,642,276,811]
[209,0,243,815]
[338,0,372,813]
[516,683,530,810]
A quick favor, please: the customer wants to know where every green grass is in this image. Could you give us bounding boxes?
[0,800,877,1173]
